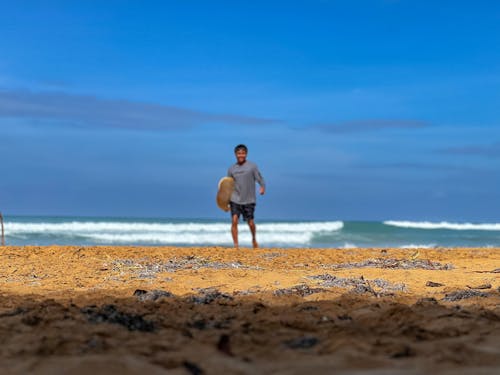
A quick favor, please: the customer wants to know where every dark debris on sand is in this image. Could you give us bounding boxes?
[183,361,205,375]
[217,334,234,356]
[188,287,234,305]
[132,287,234,305]
[81,304,155,332]
[324,258,454,271]
[0,307,27,318]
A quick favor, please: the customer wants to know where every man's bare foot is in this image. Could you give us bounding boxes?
[252,239,258,249]
[234,244,239,250]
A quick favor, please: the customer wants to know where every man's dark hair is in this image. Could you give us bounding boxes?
[234,144,248,153]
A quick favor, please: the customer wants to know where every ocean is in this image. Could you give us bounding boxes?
[2,216,500,248]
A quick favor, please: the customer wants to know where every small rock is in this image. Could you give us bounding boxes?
[217,334,233,356]
[21,314,42,326]
[337,314,352,320]
[133,289,173,301]
[183,361,204,375]
[466,284,492,290]
[426,281,444,287]
[189,319,207,330]
[391,345,414,358]
[284,336,319,349]
[253,302,266,314]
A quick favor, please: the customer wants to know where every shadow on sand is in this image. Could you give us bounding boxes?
[0,287,499,374]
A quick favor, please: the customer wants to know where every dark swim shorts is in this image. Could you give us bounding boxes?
[230,202,256,221]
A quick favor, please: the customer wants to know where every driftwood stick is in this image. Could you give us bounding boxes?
[0,212,4,246]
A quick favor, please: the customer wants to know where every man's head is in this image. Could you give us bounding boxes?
[234,144,248,164]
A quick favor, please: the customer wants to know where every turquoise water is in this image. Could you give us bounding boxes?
[2,216,500,248]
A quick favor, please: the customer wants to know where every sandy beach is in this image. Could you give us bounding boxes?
[0,246,499,374]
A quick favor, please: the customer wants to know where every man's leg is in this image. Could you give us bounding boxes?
[248,219,258,248]
[231,214,239,249]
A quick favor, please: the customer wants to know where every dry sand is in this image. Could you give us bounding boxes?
[0,246,499,374]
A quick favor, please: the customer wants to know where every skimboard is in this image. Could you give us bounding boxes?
[216,177,234,212]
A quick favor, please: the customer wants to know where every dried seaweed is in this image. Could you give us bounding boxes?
[308,274,406,294]
[324,258,453,271]
[442,290,489,301]
[274,284,326,297]
[111,256,262,279]
[260,252,286,260]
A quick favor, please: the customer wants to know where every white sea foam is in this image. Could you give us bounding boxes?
[399,244,437,249]
[342,242,357,249]
[4,220,344,246]
[5,221,343,234]
[86,232,311,245]
[384,221,500,231]
[5,222,230,233]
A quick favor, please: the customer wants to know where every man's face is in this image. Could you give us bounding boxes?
[235,149,247,164]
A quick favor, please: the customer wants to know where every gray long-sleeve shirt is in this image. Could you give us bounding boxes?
[227,161,265,204]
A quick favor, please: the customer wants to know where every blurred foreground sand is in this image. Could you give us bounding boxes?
[0,246,499,374]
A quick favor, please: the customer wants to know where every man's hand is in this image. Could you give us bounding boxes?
[260,186,265,195]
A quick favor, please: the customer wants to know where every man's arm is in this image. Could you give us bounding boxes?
[254,166,266,195]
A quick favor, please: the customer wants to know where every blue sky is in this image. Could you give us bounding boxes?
[0,0,499,221]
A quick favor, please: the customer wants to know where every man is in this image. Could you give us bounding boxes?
[227,144,265,249]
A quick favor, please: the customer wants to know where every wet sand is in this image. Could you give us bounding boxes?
[0,246,499,374]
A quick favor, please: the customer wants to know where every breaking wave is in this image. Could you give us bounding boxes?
[384,221,500,231]
[4,220,344,247]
